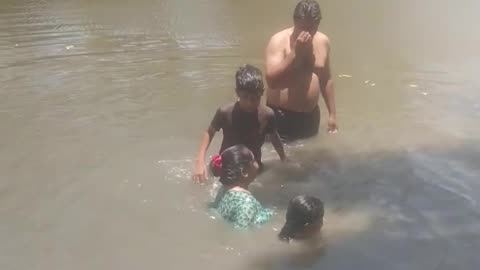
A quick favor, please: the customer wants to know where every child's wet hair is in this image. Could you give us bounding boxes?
[235,64,264,95]
[218,145,254,185]
[279,195,324,241]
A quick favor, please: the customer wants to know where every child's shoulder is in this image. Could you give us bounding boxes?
[258,104,275,117]
[217,102,236,113]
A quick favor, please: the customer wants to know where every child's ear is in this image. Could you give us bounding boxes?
[240,167,249,178]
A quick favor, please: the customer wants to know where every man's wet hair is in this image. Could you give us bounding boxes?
[235,64,264,95]
[293,0,322,23]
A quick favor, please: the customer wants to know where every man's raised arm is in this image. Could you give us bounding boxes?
[265,34,296,90]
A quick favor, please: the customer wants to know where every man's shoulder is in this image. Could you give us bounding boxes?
[268,28,292,44]
[314,32,330,45]
[273,28,292,38]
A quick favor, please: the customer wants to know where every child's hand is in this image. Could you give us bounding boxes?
[192,161,208,183]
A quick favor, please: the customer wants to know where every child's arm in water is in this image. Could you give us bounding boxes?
[193,108,225,183]
[271,131,286,161]
[193,126,216,183]
[266,112,286,161]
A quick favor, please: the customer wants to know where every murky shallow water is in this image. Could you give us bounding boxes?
[1,0,480,269]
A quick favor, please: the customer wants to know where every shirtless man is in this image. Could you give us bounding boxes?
[265,0,337,140]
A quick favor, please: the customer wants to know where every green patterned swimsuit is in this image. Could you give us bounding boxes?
[212,188,273,229]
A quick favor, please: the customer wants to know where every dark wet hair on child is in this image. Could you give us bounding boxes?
[279,195,324,241]
[235,64,264,95]
[217,145,254,185]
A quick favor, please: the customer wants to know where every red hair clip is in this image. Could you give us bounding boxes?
[210,155,222,177]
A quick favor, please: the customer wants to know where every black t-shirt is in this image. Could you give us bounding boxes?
[210,102,276,164]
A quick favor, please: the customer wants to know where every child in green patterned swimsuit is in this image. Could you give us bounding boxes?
[210,144,273,229]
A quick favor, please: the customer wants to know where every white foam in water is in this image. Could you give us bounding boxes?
[364,80,376,86]
[157,159,193,164]
[209,181,222,198]
[157,159,193,181]
[167,167,191,179]
[284,142,304,149]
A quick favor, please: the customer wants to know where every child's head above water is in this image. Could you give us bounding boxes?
[235,64,264,112]
[279,195,324,242]
[215,145,259,186]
